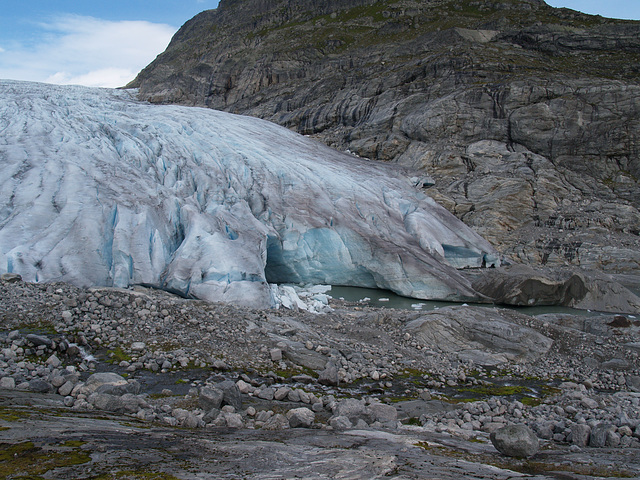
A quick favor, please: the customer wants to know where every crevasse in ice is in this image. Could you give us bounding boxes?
[0,81,499,308]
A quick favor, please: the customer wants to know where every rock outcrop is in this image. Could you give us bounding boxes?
[404,306,554,365]
[469,265,640,313]
[129,0,640,274]
[0,80,498,308]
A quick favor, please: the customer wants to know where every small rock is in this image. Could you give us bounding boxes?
[46,354,62,368]
[58,381,75,397]
[274,386,291,401]
[270,348,282,361]
[256,387,275,401]
[329,415,353,430]
[236,379,251,394]
[216,380,242,410]
[51,375,66,388]
[490,424,539,458]
[212,359,230,370]
[26,334,52,347]
[224,412,244,428]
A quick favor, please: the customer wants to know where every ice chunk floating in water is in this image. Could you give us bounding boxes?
[0,80,499,308]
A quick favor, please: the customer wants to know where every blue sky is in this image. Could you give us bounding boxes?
[0,1,638,88]
[546,1,640,20]
[0,1,220,87]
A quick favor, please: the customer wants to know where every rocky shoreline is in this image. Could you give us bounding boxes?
[1,274,640,478]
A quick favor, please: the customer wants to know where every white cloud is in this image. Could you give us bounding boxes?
[0,15,176,88]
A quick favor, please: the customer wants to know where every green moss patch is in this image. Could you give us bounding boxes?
[0,441,91,478]
[0,407,32,422]
[106,347,132,364]
[91,471,182,480]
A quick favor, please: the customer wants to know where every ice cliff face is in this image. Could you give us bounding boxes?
[0,80,498,308]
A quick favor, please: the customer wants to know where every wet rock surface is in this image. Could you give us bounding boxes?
[1,276,640,477]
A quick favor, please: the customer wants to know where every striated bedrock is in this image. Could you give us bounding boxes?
[404,306,554,366]
[129,0,640,273]
[0,80,499,308]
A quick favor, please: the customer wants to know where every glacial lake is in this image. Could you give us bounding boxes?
[328,285,614,317]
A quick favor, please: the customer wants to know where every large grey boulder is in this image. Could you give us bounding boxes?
[88,393,147,414]
[199,386,225,412]
[490,425,539,458]
[215,380,242,411]
[570,424,591,447]
[318,363,339,386]
[80,372,128,395]
[470,265,640,313]
[590,424,619,448]
[287,408,315,428]
[332,398,368,424]
[366,403,398,428]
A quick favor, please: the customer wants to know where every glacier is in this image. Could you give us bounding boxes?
[0,80,499,308]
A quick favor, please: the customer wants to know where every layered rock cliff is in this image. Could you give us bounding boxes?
[129,0,640,276]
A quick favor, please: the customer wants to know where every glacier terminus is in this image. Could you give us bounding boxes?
[0,81,499,308]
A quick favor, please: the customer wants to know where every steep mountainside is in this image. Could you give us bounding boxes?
[129,0,640,276]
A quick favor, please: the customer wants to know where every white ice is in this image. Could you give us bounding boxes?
[0,81,499,308]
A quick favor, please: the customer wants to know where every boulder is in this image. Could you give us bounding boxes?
[366,403,398,427]
[96,380,142,396]
[0,377,15,389]
[81,372,128,395]
[318,363,339,386]
[1,273,22,283]
[287,408,315,428]
[332,398,368,424]
[470,265,640,313]
[569,424,591,447]
[28,379,53,393]
[262,413,290,430]
[88,393,146,414]
[216,380,242,411]
[199,386,224,412]
[26,334,53,347]
[590,424,619,448]
[490,425,539,458]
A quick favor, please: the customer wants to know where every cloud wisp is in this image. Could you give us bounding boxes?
[0,15,175,88]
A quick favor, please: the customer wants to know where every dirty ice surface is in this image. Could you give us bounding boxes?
[0,80,499,308]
